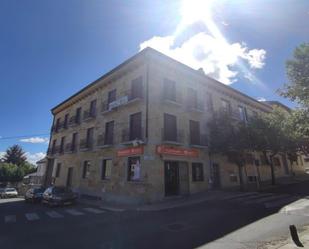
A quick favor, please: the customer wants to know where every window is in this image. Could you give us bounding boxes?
[129,112,142,140]
[131,76,143,99]
[190,120,200,145]
[192,163,204,181]
[101,159,112,180]
[55,163,61,177]
[104,121,114,145]
[63,114,69,129]
[71,133,77,151]
[245,153,254,165]
[254,159,260,166]
[163,78,176,102]
[229,171,238,182]
[51,139,57,154]
[82,161,91,179]
[221,99,231,113]
[75,107,81,124]
[273,157,281,167]
[60,136,65,153]
[260,154,268,165]
[206,93,214,112]
[238,106,247,121]
[108,89,116,105]
[164,113,177,141]
[86,127,94,148]
[55,118,61,132]
[128,157,141,181]
[187,88,198,109]
[90,99,97,116]
[248,176,257,182]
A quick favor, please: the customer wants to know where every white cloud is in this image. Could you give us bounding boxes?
[25,152,46,165]
[139,0,266,85]
[20,137,49,144]
[0,151,5,159]
[257,97,266,102]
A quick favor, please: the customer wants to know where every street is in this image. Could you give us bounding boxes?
[1,182,309,249]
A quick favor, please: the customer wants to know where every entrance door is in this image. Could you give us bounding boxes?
[212,163,221,189]
[164,161,179,196]
[66,167,73,188]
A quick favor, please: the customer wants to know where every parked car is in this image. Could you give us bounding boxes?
[42,186,77,206]
[24,187,45,202]
[0,187,18,198]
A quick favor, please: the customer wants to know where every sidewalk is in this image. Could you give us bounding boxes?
[77,174,309,212]
[261,225,309,249]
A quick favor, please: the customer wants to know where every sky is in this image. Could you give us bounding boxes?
[0,0,308,164]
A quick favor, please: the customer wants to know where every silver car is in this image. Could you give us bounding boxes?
[0,188,18,198]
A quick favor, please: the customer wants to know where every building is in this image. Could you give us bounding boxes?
[24,158,47,185]
[45,48,305,204]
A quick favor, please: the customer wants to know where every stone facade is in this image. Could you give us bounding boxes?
[46,48,306,204]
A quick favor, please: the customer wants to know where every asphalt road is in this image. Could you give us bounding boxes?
[1,182,309,249]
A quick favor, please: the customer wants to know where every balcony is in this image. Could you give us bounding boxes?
[162,93,183,107]
[186,99,204,113]
[83,109,96,121]
[97,134,114,147]
[189,134,208,147]
[47,145,59,155]
[79,138,93,151]
[162,128,184,145]
[68,115,81,127]
[64,143,77,153]
[121,127,144,144]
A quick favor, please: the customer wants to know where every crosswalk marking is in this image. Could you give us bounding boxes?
[4,215,16,223]
[65,209,84,216]
[46,211,64,218]
[25,213,40,221]
[83,207,105,214]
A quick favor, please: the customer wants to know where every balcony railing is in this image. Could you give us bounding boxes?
[65,143,77,153]
[48,145,59,155]
[161,92,183,106]
[68,115,81,126]
[190,134,208,147]
[97,134,114,147]
[79,138,93,151]
[162,128,184,144]
[186,99,204,112]
[121,127,144,143]
[83,109,96,121]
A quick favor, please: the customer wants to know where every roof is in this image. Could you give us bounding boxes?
[51,47,272,114]
[263,101,291,112]
[36,157,47,164]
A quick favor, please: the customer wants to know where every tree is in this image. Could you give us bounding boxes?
[0,163,24,182]
[280,43,309,108]
[249,107,298,185]
[3,145,27,166]
[208,112,252,189]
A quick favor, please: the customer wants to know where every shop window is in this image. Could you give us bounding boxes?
[248,176,257,182]
[101,159,112,180]
[55,163,61,178]
[82,161,91,179]
[229,171,238,182]
[192,163,204,181]
[128,157,141,181]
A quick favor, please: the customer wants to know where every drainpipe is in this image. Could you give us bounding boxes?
[145,52,150,141]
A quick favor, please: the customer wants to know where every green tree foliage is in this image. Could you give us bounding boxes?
[3,145,27,166]
[208,112,252,189]
[0,163,24,182]
[280,43,309,108]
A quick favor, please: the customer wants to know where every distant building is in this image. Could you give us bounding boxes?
[45,48,306,204]
[24,158,47,185]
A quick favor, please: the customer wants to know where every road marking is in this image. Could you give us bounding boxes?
[46,211,64,218]
[65,209,84,216]
[25,213,40,221]
[4,215,16,223]
[83,207,105,214]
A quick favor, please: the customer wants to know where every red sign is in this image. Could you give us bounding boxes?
[117,146,144,157]
[156,145,199,157]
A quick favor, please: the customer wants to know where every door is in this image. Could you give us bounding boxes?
[164,161,179,196]
[66,167,73,188]
[212,163,221,189]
